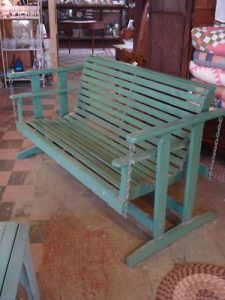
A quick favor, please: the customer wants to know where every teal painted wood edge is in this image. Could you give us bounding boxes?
[112,148,156,168]
[112,139,187,169]
[128,203,153,231]
[126,212,215,267]
[127,109,225,144]
[167,197,183,215]
[23,245,41,300]
[19,265,34,300]
[153,135,171,238]
[87,56,214,95]
[58,71,69,116]
[198,163,209,178]
[1,223,29,300]
[17,123,124,215]
[7,65,83,79]
[0,223,18,293]
[16,146,43,160]
[31,74,42,119]
[10,86,79,101]
[182,123,204,222]
[129,170,184,201]
[202,84,216,111]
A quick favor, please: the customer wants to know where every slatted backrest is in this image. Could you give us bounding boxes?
[77,55,214,148]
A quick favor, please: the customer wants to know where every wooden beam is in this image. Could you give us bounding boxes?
[48,0,59,86]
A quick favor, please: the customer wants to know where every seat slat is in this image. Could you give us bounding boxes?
[62,116,168,178]
[48,119,167,181]
[64,114,129,152]
[38,119,134,182]
[33,119,158,188]
[34,119,164,185]
[23,122,120,195]
[58,116,183,180]
[29,120,123,189]
[64,114,187,172]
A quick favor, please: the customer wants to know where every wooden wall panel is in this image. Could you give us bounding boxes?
[193,0,216,27]
[133,0,146,49]
[147,14,184,76]
[150,0,186,12]
[147,0,194,78]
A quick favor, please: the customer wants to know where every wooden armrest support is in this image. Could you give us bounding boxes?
[10,86,79,101]
[9,64,83,120]
[112,148,157,168]
[112,139,189,168]
[127,109,225,144]
[7,64,83,79]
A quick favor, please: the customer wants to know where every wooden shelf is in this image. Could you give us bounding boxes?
[58,35,119,40]
[0,16,39,20]
[43,3,127,9]
[2,48,42,51]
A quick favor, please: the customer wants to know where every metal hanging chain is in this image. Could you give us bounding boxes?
[122,144,135,219]
[209,116,223,179]
[9,79,18,123]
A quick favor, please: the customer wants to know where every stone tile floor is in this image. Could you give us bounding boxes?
[0,49,225,299]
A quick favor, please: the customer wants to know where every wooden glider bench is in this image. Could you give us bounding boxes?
[0,222,40,300]
[8,55,225,267]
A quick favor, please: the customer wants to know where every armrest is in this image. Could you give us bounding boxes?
[10,86,79,101]
[112,148,157,168]
[7,64,83,79]
[9,64,83,120]
[112,139,188,168]
[127,109,225,144]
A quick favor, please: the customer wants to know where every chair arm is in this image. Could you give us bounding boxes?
[127,109,225,144]
[7,64,83,79]
[112,148,157,168]
[9,64,83,120]
[112,139,188,168]
[9,86,79,101]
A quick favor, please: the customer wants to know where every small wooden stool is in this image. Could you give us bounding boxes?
[0,222,40,300]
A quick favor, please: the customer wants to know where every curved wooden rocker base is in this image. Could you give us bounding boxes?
[126,212,215,267]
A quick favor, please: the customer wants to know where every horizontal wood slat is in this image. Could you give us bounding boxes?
[85,56,212,103]
[64,113,186,171]
[82,69,201,113]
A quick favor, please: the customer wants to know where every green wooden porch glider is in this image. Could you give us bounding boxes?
[8,56,225,266]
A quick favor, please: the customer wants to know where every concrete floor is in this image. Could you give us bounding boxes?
[0,51,225,299]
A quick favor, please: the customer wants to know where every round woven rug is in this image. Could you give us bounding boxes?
[156,263,225,300]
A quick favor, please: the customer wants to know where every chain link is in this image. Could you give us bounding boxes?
[122,144,135,218]
[9,79,18,123]
[209,116,223,179]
